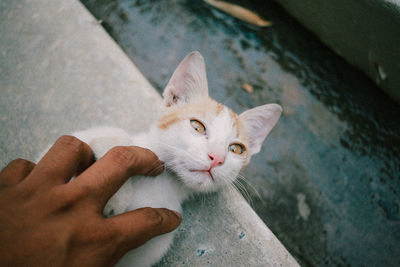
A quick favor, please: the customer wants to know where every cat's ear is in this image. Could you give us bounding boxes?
[239,104,282,155]
[163,51,209,107]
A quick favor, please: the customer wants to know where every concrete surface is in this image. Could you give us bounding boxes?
[78,1,400,265]
[0,0,298,266]
[272,0,400,103]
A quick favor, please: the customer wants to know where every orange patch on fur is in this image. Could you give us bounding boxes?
[158,97,247,149]
[158,97,219,129]
[227,108,240,135]
[158,112,181,129]
[237,117,248,143]
[216,103,224,115]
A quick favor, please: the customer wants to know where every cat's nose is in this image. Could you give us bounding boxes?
[208,153,225,169]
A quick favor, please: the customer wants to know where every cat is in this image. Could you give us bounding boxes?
[71,51,282,266]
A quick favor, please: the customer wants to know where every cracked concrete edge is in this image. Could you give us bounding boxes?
[273,0,400,103]
[0,0,298,265]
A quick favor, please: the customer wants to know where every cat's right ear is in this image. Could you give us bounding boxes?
[239,104,282,155]
[163,51,209,107]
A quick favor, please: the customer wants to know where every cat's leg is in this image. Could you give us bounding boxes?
[116,228,176,267]
[37,126,133,162]
[102,176,140,217]
[73,126,133,159]
[35,126,130,162]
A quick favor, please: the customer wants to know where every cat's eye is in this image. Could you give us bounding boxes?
[190,120,206,134]
[229,144,245,155]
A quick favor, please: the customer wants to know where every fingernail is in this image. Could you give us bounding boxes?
[172,210,182,220]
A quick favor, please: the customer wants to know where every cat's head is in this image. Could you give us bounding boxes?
[156,51,281,192]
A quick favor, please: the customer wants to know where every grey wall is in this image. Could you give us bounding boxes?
[273,0,400,102]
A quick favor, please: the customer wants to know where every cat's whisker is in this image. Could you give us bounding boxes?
[146,164,165,176]
[231,178,253,206]
[236,173,261,201]
[215,167,255,207]
[146,158,165,172]
[235,176,259,208]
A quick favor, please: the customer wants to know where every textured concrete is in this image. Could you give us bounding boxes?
[78,1,400,265]
[0,0,298,266]
[272,0,400,103]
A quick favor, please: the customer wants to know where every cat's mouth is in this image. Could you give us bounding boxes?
[189,169,215,181]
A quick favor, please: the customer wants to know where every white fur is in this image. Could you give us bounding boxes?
[45,52,281,267]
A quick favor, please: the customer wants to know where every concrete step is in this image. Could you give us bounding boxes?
[0,0,298,266]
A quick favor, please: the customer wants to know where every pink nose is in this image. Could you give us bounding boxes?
[208,153,225,169]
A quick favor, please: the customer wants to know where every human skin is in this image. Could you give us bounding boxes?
[0,136,181,267]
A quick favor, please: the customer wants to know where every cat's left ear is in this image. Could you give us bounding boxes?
[163,51,209,107]
[239,104,282,155]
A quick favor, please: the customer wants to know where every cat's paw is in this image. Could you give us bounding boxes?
[103,204,115,217]
[103,195,129,217]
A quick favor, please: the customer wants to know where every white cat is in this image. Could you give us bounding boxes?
[72,51,282,267]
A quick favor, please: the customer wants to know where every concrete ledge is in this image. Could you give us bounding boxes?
[0,0,298,265]
[272,0,400,103]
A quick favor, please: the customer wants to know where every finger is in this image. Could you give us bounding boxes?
[71,146,163,207]
[0,158,36,187]
[28,136,94,186]
[108,207,181,252]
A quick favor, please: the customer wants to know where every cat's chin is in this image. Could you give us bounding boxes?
[176,168,221,193]
[190,169,215,180]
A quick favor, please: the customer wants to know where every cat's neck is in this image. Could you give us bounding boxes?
[130,127,194,203]
[154,173,193,204]
[130,124,175,162]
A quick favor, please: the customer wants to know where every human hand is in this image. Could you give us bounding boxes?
[0,136,181,267]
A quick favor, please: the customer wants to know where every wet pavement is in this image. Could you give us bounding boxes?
[80,0,400,266]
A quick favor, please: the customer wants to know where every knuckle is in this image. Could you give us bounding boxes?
[42,186,83,213]
[10,158,31,168]
[142,207,164,228]
[0,159,33,187]
[56,135,84,153]
[107,146,137,169]
[4,158,35,175]
[58,185,86,205]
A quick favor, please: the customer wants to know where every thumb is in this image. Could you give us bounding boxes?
[108,207,181,252]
